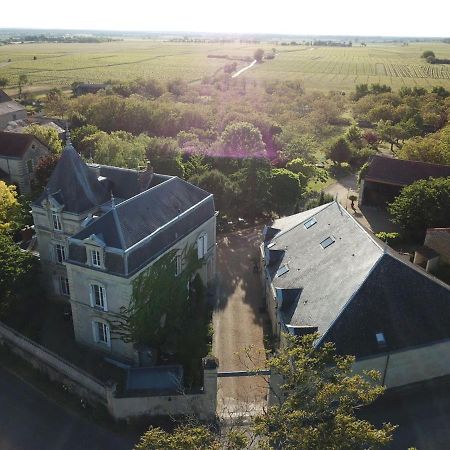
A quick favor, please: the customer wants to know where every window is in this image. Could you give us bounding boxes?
[59,277,70,296]
[52,211,62,231]
[320,236,335,249]
[175,253,182,276]
[304,217,317,229]
[91,284,106,310]
[26,159,33,174]
[91,249,101,267]
[93,321,110,346]
[55,243,66,264]
[276,264,290,277]
[197,233,208,259]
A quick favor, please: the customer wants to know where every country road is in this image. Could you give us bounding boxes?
[231,60,257,78]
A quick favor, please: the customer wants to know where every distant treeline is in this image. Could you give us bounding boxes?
[2,35,121,43]
[280,41,352,47]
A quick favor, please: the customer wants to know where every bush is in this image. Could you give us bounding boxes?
[375,232,401,245]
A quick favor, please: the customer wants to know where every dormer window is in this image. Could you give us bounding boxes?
[52,211,62,231]
[91,249,101,267]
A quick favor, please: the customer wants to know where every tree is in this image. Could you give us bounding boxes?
[389,177,450,238]
[0,233,42,331]
[18,73,28,99]
[254,48,264,62]
[189,169,238,214]
[326,137,352,164]
[0,77,7,88]
[0,182,19,232]
[24,124,63,154]
[345,125,363,148]
[135,333,395,450]
[421,50,435,59]
[398,126,450,165]
[220,122,266,157]
[44,88,69,117]
[31,154,60,194]
[270,169,301,215]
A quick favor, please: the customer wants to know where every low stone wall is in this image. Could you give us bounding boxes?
[0,320,108,404]
[0,321,218,420]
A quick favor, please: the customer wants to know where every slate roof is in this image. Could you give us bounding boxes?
[264,201,450,356]
[72,177,213,250]
[0,131,36,158]
[35,142,110,213]
[0,89,12,103]
[364,155,450,186]
[0,101,25,116]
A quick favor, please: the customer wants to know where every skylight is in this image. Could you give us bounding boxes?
[276,264,290,277]
[320,236,335,249]
[304,217,317,229]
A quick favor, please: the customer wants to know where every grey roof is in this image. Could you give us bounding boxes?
[0,101,25,116]
[265,201,450,356]
[0,89,12,103]
[72,177,213,250]
[35,143,110,213]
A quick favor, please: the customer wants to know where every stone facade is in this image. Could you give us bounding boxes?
[65,214,216,362]
[0,137,49,193]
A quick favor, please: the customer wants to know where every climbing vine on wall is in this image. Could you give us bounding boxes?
[110,244,204,353]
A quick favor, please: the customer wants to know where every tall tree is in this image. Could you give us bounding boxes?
[326,137,352,164]
[389,177,450,238]
[24,124,63,154]
[220,122,266,157]
[0,182,19,232]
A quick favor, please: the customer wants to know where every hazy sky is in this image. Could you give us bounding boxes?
[1,0,449,37]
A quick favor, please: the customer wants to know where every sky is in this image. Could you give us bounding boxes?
[1,0,449,37]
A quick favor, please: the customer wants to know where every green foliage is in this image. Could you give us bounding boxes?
[90,131,149,169]
[0,233,43,333]
[254,48,265,62]
[270,168,301,215]
[345,125,362,148]
[24,124,63,154]
[357,162,369,185]
[375,232,401,245]
[421,50,436,59]
[0,182,19,232]
[189,169,238,214]
[278,134,319,162]
[70,124,100,155]
[0,77,7,87]
[326,137,352,164]
[146,136,184,177]
[220,122,266,157]
[135,333,395,450]
[183,154,211,180]
[31,153,59,196]
[111,245,210,385]
[388,177,450,237]
[398,126,450,164]
[254,333,396,450]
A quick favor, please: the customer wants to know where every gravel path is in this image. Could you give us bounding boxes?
[213,227,268,419]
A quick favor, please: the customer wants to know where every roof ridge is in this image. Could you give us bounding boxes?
[114,176,175,209]
[112,206,127,250]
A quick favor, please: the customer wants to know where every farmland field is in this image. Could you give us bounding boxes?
[1,40,450,93]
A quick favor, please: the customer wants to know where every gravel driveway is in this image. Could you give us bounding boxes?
[213,227,268,419]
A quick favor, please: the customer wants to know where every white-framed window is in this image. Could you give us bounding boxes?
[175,253,182,276]
[59,276,70,296]
[91,249,101,267]
[92,320,110,346]
[52,211,62,231]
[90,284,107,311]
[197,233,208,259]
[55,243,66,264]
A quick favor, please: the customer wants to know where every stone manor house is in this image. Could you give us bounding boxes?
[32,139,217,363]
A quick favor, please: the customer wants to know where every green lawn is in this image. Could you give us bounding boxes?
[1,40,450,93]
